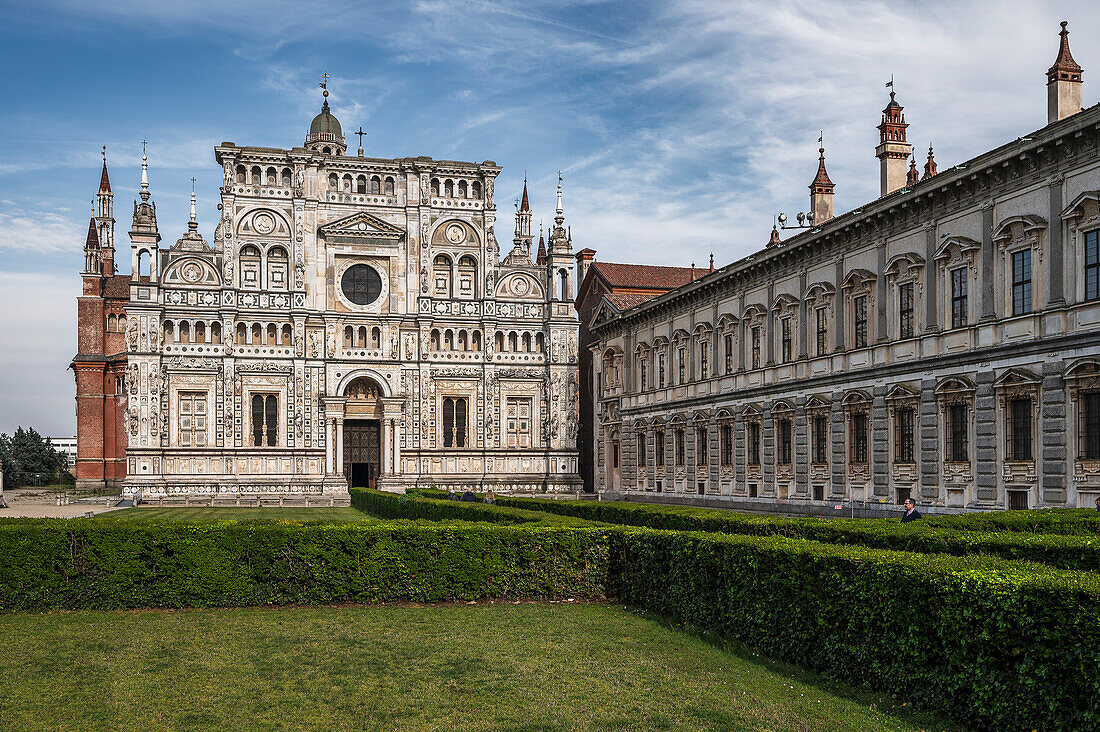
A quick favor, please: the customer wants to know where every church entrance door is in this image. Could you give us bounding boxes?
[344,419,381,489]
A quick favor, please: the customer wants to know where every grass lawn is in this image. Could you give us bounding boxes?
[0,602,954,732]
[94,506,380,522]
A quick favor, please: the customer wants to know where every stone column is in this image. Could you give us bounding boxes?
[981,203,996,320]
[871,387,889,497]
[1049,178,1065,306]
[1041,361,1067,504]
[335,418,344,476]
[919,379,940,502]
[974,372,996,503]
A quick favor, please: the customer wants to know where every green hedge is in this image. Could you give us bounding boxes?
[0,519,608,611]
[921,507,1100,535]
[351,488,591,526]
[608,529,1100,731]
[497,497,1100,571]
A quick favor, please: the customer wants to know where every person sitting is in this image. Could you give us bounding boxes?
[484,490,496,505]
[901,497,922,522]
[460,488,478,503]
[447,489,458,501]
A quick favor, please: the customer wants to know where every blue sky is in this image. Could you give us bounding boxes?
[0,0,1095,436]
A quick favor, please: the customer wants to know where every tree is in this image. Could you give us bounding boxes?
[0,427,71,487]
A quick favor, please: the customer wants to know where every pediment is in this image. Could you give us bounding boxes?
[162,256,222,287]
[590,297,622,328]
[319,211,405,241]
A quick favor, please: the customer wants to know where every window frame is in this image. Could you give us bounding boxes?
[1011,248,1033,316]
[442,396,469,448]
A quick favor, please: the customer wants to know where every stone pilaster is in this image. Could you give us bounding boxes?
[974,372,997,502]
[919,379,939,501]
[830,391,845,496]
[1041,360,1068,504]
[871,386,889,497]
[794,396,809,495]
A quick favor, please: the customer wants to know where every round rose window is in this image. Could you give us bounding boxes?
[341,264,383,305]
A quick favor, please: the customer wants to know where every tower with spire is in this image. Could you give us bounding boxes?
[513,175,533,256]
[546,174,576,301]
[1048,20,1084,124]
[95,147,116,277]
[129,142,161,282]
[875,89,912,197]
[808,143,835,223]
[922,144,937,180]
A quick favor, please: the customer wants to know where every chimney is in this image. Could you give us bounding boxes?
[575,248,596,287]
[1048,21,1083,124]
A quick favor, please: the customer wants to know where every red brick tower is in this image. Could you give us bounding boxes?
[72,153,129,491]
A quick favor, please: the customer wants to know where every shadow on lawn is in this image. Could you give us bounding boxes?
[629,607,965,732]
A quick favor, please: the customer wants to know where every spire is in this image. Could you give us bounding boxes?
[922,144,938,180]
[188,178,198,232]
[906,153,920,186]
[85,217,100,248]
[520,174,530,212]
[139,140,150,202]
[555,172,563,222]
[536,223,547,265]
[767,225,781,248]
[98,146,111,193]
[809,145,834,193]
[1048,21,1083,82]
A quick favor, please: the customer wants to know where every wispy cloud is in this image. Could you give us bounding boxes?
[0,207,84,254]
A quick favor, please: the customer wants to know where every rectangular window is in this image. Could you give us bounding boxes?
[1006,397,1032,461]
[655,430,665,467]
[780,318,792,363]
[812,414,829,464]
[895,407,915,464]
[696,427,708,466]
[675,429,685,466]
[748,423,761,466]
[815,307,828,356]
[751,327,761,369]
[1086,230,1100,301]
[639,359,647,392]
[1012,249,1032,316]
[778,418,792,464]
[724,334,734,374]
[612,441,619,469]
[250,393,278,447]
[853,296,868,348]
[442,396,468,448]
[951,267,968,328]
[720,424,733,466]
[178,391,207,447]
[849,412,868,464]
[637,432,646,467]
[658,353,666,388]
[1084,394,1100,460]
[505,397,532,448]
[699,343,709,380]
[678,347,686,384]
[947,403,969,462]
[899,282,914,339]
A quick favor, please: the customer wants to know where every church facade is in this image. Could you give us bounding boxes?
[73,90,581,502]
[585,22,1100,511]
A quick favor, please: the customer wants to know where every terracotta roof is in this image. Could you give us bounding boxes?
[590,261,704,290]
[520,178,530,212]
[607,292,660,311]
[809,147,834,192]
[536,233,547,265]
[1048,21,1083,81]
[103,275,133,299]
[85,217,99,248]
[98,162,111,193]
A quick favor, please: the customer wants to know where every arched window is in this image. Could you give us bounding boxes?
[356,175,367,194]
[266,167,277,185]
[251,323,261,345]
[494,332,504,352]
[433,255,453,298]
[370,176,381,194]
[164,321,175,343]
[472,331,481,351]
[509,332,518,352]
[322,146,331,155]
[522,332,532,352]
[281,324,292,346]
[458,330,468,351]
[430,178,440,196]
[137,250,150,278]
[106,314,116,332]
[267,246,289,291]
[236,322,246,345]
[558,269,570,300]
[179,321,191,343]
[195,321,207,343]
[266,323,276,345]
[444,329,454,350]
[371,327,381,349]
[384,177,395,196]
[240,245,261,289]
[281,168,292,187]
[358,326,368,348]
[444,179,454,197]
[536,332,544,352]
[251,166,261,184]
[329,173,339,190]
[236,165,246,184]
[251,393,278,447]
[430,329,440,350]
[457,255,477,298]
[344,326,354,348]
[457,180,468,198]
[342,174,352,191]
[471,181,482,199]
[211,322,221,343]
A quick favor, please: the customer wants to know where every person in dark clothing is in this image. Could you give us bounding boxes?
[460,488,478,503]
[901,497,922,522]
[447,489,458,501]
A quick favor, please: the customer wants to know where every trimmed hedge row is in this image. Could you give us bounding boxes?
[495,496,1100,571]
[608,528,1100,731]
[351,488,591,526]
[0,519,608,610]
[921,507,1100,535]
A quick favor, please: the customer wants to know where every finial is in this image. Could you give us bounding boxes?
[555,171,563,216]
[140,140,149,195]
[189,177,197,228]
[709,253,714,271]
[102,145,106,164]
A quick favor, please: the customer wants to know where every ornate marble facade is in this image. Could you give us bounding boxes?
[85,94,580,502]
